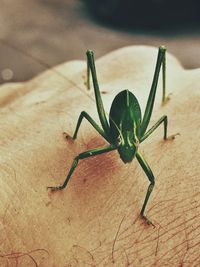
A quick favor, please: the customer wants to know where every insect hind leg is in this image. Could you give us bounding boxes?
[141,46,167,136]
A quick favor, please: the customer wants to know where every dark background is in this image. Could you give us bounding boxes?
[0,0,199,84]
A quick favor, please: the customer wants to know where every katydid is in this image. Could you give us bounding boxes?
[48,46,175,226]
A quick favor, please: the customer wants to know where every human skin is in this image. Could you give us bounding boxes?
[0,46,200,267]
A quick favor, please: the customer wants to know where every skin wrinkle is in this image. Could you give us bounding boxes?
[152,238,195,265]
[92,217,142,266]
[100,202,200,265]
[118,203,160,242]
[131,225,161,245]
[163,250,188,267]
[2,192,26,249]
[118,224,152,258]
[109,214,139,247]
[159,198,199,224]
[133,214,200,251]
[150,189,198,215]
[148,197,178,216]
[179,222,190,267]
[155,225,161,256]
[163,219,200,243]
[186,224,200,241]
[191,254,200,266]
[100,178,138,220]
[116,218,144,244]
[143,237,188,261]
[150,197,198,218]
[125,212,154,240]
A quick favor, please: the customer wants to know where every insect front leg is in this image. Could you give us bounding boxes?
[136,151,155,227]
[47,144,117,191]
[67,111,110,142]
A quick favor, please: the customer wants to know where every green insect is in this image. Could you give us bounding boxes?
[48,46,175,226]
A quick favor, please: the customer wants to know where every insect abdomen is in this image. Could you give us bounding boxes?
[109,90,142,142]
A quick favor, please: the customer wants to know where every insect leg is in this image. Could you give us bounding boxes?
[162,49,166,103]
[136,150,155,226]
[86,54,91,90]
[47,144,117,191]
[140,115,168,143]
[72,111,110,142]
[86,50,110,137]
[141,46,166,136]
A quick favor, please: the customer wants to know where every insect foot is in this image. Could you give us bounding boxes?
[83,74,90,90]
[47,186,64,192]
[63,132,74,141]
[140,215,155,228]
[167,133,180,141]
[162,93,172,106]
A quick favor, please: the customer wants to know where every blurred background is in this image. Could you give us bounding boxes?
[0,0,199,84]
